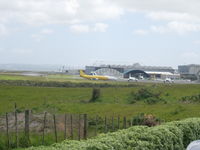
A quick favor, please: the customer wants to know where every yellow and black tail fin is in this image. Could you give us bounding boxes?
[79,70,86,77]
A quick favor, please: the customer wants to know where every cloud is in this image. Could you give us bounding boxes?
[0,0,123,26]
[147,12,200,23]
[115,0,200,35]
[31,34,43,42]
[193,40,200,44]
[40,29,54,34]
[0,0,199,25]
[31,28,54,41]
[69,24,90,33]
[70,23,109,33]
[93,23,108,32]
[150,22,200,34]
[134,29,148,35]
[1,0,200,35]
[0,24,8,36]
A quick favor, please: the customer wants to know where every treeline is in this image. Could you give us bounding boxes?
[0,80,139,88]
[28,118,200,150]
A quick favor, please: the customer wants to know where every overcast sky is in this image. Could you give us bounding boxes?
[0,0,200,68]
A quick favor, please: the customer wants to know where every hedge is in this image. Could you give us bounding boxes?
[27,118,200,150]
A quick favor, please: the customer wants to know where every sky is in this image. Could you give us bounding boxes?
[0,0,200,68]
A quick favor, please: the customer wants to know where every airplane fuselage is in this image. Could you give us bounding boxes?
[79,70,116,80]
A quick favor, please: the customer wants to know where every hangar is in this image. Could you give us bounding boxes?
[178,64,200,81]
[85,63,179,79]
[123,70,150,78]
[123,70,179,79]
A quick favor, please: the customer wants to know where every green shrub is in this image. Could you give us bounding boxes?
[144,97,164,104]
[180,94,200,103]
[127,88,163,104]
[27,118,200,150]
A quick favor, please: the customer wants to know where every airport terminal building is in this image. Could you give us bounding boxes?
[85,63,179,79]
[178,64,200,80]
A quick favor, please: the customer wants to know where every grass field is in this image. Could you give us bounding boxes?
[0,83,200,121]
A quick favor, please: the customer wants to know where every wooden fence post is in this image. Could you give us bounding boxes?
[25,110,30,143]
[123,116,126,129]
[130,118,133,127]
[112,116,114,131]
[6,113,10,149]
[70,114,73,140]
[78,114,81,141]
[104,116,107,133]
[117,115,120,129]
[42,112,47,145]
[95,115,98,136]
[14,103,18,148]
[53,114,57,143]
[83,114,87,140]
[64,114,67,140]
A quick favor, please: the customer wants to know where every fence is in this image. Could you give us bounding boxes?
[0,104,133,149]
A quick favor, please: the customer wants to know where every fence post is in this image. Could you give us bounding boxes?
[104,116,107,133]
[78,114,81,140]
[95,115,98,136]
[123,116,127,129]
[83,114,87,140]
[42,112,47,145]
[25,110,30,143]
[6,113,10,149]
[14,103,18,148]
[64,114,67,140]
[53,114,57,143]
[130,118,133,127]
[117,115,120,129]
[70,114,73,140]
[112,116,114,131]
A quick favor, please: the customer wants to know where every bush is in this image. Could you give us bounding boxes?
[127,88,163,104]
[28,118,200,150]
[144,97,163,104]
[89,88,101,102]
[180,94,200,103]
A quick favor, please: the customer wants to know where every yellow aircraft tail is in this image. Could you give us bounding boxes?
[79,70,86,77]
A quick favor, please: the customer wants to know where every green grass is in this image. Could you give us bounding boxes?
[0,83,200,121]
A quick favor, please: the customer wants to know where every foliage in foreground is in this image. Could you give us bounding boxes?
[27,118,200,150]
